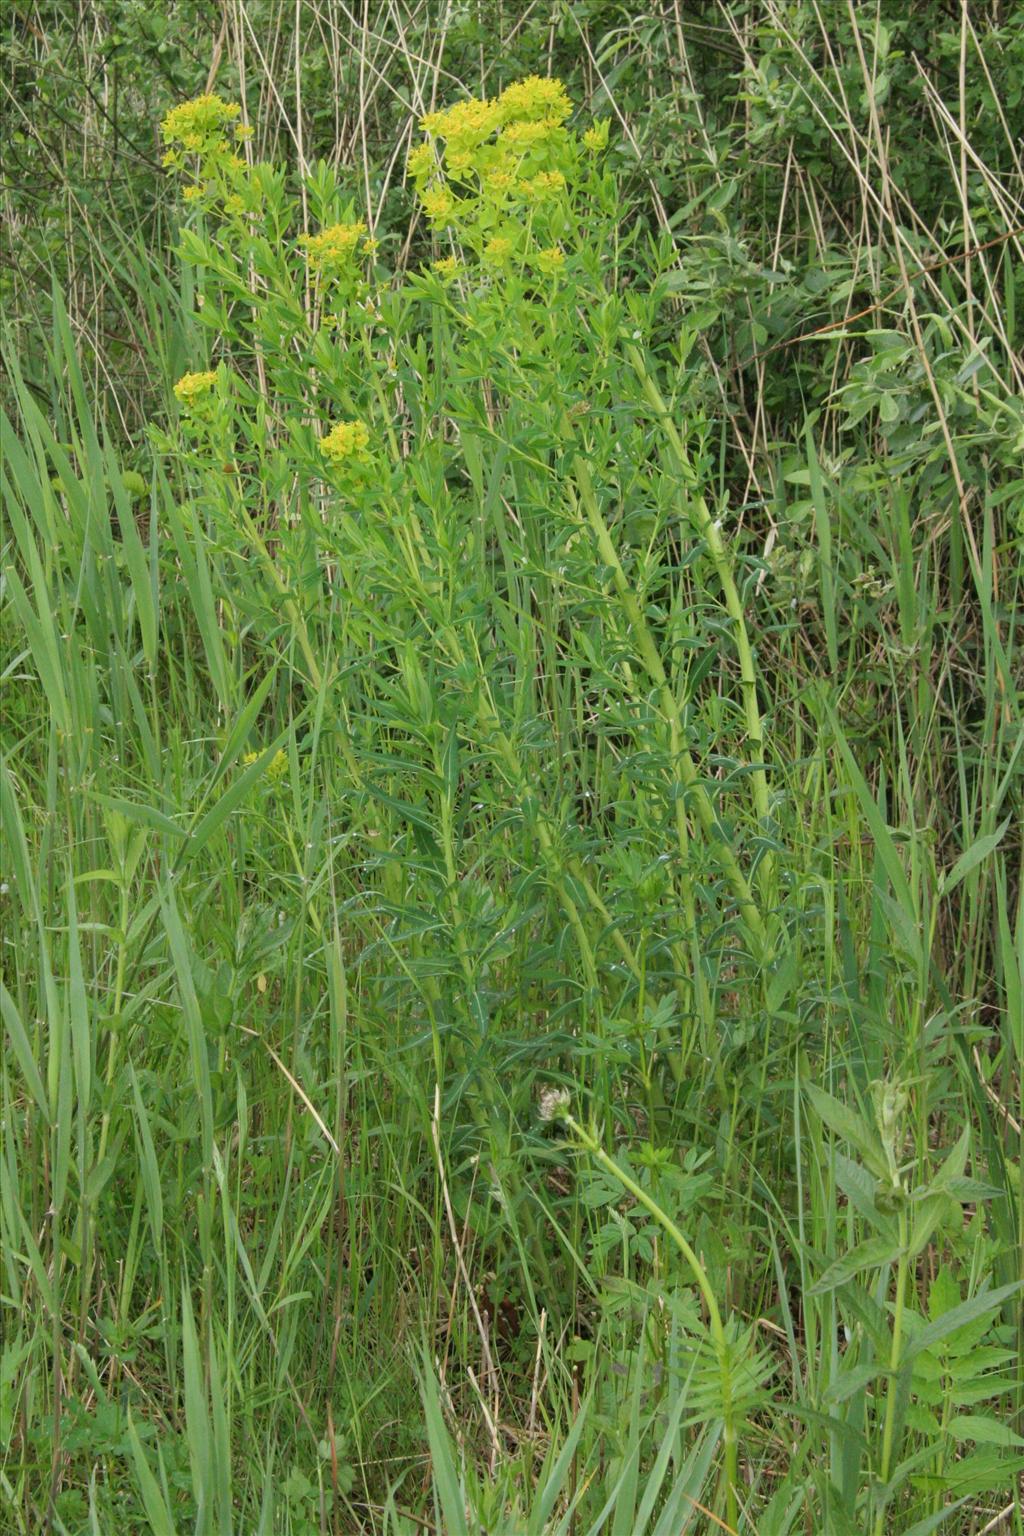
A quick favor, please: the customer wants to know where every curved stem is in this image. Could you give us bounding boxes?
[567,1115,739,1529]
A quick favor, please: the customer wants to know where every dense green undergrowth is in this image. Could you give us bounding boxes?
[2,5,1023,1533]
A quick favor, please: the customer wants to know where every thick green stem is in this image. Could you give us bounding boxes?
[567,1116,739,1530]
[874,1207,909,1536]
[95,880,129,1169]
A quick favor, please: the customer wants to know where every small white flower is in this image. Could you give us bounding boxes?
[538,1085,571,1123]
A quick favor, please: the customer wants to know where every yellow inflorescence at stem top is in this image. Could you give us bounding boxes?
[161,93,240,147]
[173,370,218,407]
[407,74,602,259]
[297,221,369,275]
[411,75,572,183]
[320,419,370,464]
[243,748,288,781]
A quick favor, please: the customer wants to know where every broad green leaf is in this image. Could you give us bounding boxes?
[92,793,186,841]
[805,1082,887,1178]
[824,706,921,962]
[0,981,47,1120]
[809,1235,899,1294]
[126,1413,178,1536]
[186,730,293,857]
[419,1364,469,1536]
[947,1415,1024,1448]
[938,818,1011,897]
[903,1282,1022,1364]
[908,1191,953,1261]
[129,1064,163,1247]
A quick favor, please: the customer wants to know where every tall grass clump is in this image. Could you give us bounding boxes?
[2,36,1023,1536]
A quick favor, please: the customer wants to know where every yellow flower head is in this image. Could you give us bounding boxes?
[421,96,502,148]
[522,169,566,202]
[407,141,435,179]
[298,221,368,275]
[500,117,560,153]
[499,76,572,126]
[483,236,513,266]
[321,419,370,464]
[432,256,461,281]
[161,94,242,149]
[535,246,565,275]
[583,119,610,153]
[243,748,288,781]
[182,184,204,202]
[420,187,456,224]
[173,370,218,408]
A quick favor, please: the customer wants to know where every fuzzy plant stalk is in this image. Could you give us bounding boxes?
[565,1113,741,1531]
[874,1203,910,1536]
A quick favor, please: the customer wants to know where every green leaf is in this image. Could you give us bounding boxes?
[947,1415,1024,1448]
[824,707,921,964]
[903,1282,1022,1364]
[92,793,186,841]
[809,1235,899,1294]
[908,1191,953,1261]
[0,981,48,1120]
[129,1065,163,1248]
[806,427,838,673]
[211,666,281,791]
[419,1363,469,1536]
[805,1082,887,1178]
[931,1125,971,1191]
[187,730,293,858]
[938,818,1011,897]
[126,1412,178,1536]
[180,1280,212,1515]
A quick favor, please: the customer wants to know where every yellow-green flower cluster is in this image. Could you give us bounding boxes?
[244,748,288,781]
[162,95,235,143]
[410,76,573,189]
[298,221,369,275]
[320,420,370,465]
[409,77,596,278]
[421,95,503,147]
[497,75,572,125]
[407,141,436,179]
[583,119,610,153]
[161,94,253,213]
[173,370,218,408]
[483,236,514,266]
[161,93,241,153]
[521,170,566,202]
[535,246,565,275]
[500,119,558,153]
[420,187,456,225]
